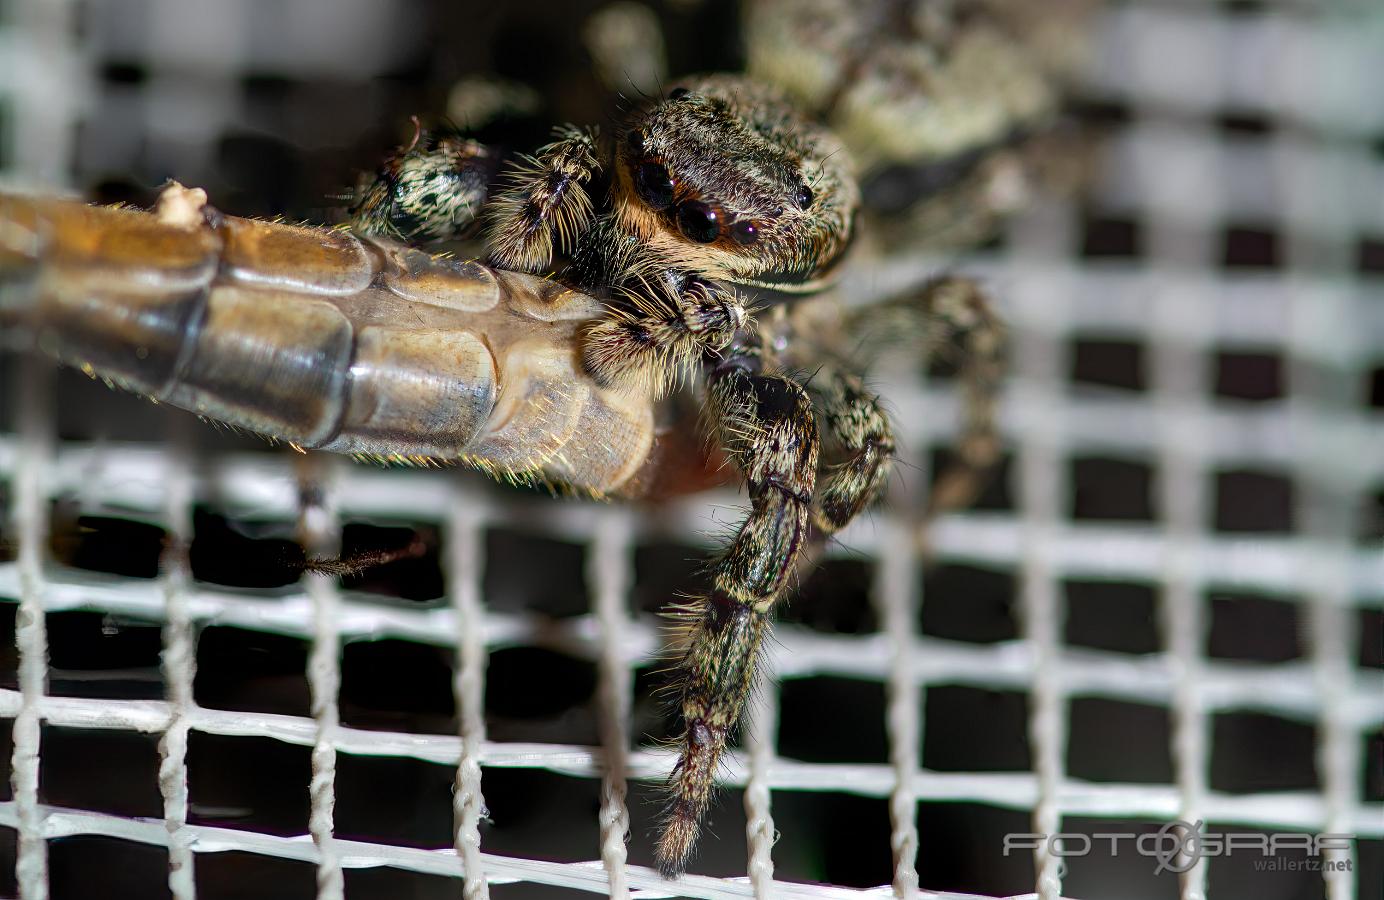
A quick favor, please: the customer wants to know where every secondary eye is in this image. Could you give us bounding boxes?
[794,183,814,208]
[730,220,759,245]
[635,162,675,209]
[676,201,720,243]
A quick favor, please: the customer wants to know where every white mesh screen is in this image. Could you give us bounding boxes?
[0,1,1381,899]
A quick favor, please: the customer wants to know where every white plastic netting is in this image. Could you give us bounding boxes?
[0,1,1381,899]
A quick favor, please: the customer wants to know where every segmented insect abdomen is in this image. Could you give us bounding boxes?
[0,193,655,495]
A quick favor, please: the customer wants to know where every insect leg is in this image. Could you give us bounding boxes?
[486,124,601,272]
[656,345,819,877]
[350,127,499,244]
[845,275,1005,519]
[804,364,896,533]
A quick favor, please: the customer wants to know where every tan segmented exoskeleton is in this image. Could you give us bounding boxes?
[0,190,657,497]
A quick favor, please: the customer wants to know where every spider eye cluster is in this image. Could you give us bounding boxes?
[625,135,762,247]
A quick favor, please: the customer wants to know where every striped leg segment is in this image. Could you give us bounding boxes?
[486,125,601,272]
[655,348,819,877]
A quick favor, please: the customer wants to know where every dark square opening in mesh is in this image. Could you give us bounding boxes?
[1063,578,1161,656]
[782,557,877,634]
[0,828,13,899]
[49,511,164,579]
[187,733,311,836]
[930,447,1016,511]
[1209,712,1318,793]
[1070,337,1148,392]
[1213,350,1286,402]
[0,719,10,802]
[1357,238,1384,276]
[1364,729,1383,803]
[0,600,13,689]
[1356,363,1384,411]
[920,563,1018,644]
[1221,224,1282,269]
[46,609,164,700]
[633,540,708,617]
[340,638,456,734]
[915,802,1033,897]
[1080,215,1144,259]
[923,686,1031,772]
[39,725,163,819]
[484,646,598,745]
[190,508,308,590]
[772,791,894,888]
[478,768,601,866]
[194,625,310,718]
[1360,609,1384,669]
[1066,697,1173,784]
[50,836,168,900]
[338,519,443,603]
[1070,456,1157,522]
[335,753,454,849]
[1205,590,1304,663]
[196,851,318,900]
[777,675,887,763]
[1203,826,1322,900]
[1212,469,1297,533]
[1363,487,1384,543]
[1057,817,1180,900]
[483,527,588,618]
[1360,841,1384,900]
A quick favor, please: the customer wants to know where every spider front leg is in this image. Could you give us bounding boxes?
[487,125,601,272]
[581,275,747,397]
[655,347,820,877]
[846,275,1005,519]
[807,364,897,533]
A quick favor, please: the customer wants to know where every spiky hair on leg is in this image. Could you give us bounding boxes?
[652,367,819,877]
[581,276,749,398]
[486,125,601,272]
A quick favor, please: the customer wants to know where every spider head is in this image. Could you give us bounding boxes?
[613,75,858,292]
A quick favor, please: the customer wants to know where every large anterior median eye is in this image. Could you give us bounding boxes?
[676,201,720,243]
[635,162,675,209]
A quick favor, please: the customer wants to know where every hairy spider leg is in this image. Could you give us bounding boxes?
[487,125,601,271]
[844,275,1006,519]
[581,274,747,398]
[655,345,820,877]
[803,364,897,533]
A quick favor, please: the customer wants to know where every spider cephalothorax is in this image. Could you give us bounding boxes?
[610,75,857,291]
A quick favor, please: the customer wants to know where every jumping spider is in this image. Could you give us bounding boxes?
[343,0,1090,875]
[351,73,1006,876]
